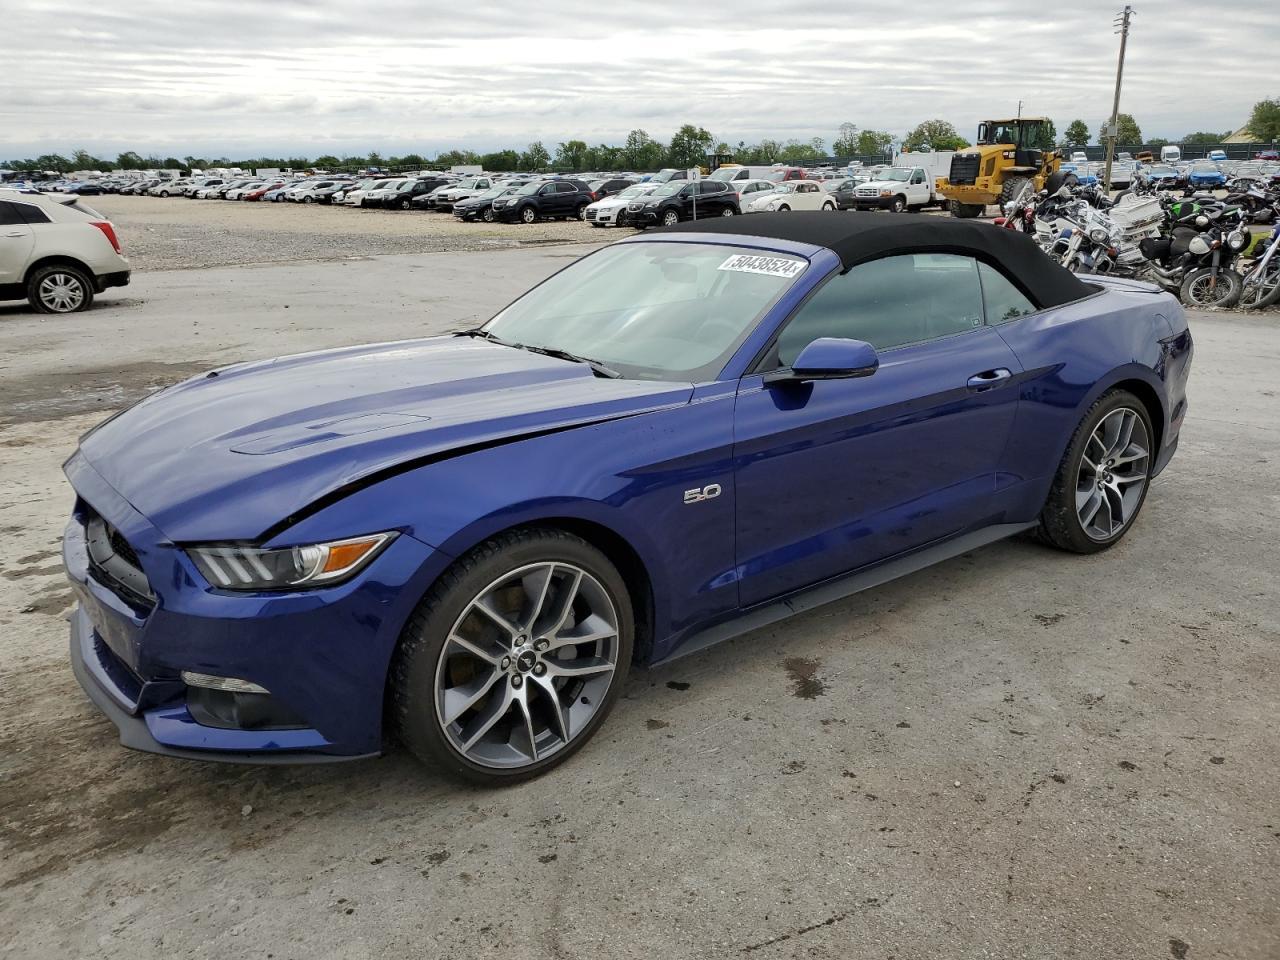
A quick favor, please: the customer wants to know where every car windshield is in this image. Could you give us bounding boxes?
[514,183,541,196]
[650,169,682,183]
[474,187,504,199]
[616,186,649,200]
[651,184,682,197]
[772,183,799,193]
[881,169,913,181]
[395,180,418,191]
[483,241,808,381]
[1149,166,1175,175]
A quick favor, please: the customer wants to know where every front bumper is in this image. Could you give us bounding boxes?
[852,195,898,210]
[62,453,446,763]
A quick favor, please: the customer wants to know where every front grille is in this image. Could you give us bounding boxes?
[584,208,597,220]
[82,505,154,610]
[949,153,981,185]
[856,187,879,198]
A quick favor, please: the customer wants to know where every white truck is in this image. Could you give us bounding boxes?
[851,164,946,212]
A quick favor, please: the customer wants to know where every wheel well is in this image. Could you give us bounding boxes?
[1110,378,1165,453]
[528,518,655,664]
[24,255,94,287]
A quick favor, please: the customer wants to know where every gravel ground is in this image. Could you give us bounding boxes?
[91,194,606,271]
[0,248,1277,959]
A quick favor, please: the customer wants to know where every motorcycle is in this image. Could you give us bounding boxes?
[1238,222,1280,310]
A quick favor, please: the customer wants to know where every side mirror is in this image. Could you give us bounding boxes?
[764,338,879,384]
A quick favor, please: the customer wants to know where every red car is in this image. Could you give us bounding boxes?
[243,181,284,201]
[1255,150,1279,161]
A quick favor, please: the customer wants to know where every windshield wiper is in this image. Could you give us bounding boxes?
[453,329,621,378]
[516,344,623,379]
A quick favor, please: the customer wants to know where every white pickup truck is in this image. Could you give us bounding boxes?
[851,165,944,212]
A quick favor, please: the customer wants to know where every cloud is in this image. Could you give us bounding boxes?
[2,0,1273,159]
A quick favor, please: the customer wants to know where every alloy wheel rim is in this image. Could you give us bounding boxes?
[1076,407,1149,541]
[433,562,620,769]
[38,273,85,312]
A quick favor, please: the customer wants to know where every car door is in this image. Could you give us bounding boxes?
[733,253,1023,606]
[0,200,36,285]
[909,168,928,204]
[553,181,578,214]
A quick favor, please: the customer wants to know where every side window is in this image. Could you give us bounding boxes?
[977,262,1037,322]
[911,170,925,184]
[775,254,985,364]
[0,201,26,226]
[16,202,52,224]
[555,182,577,193]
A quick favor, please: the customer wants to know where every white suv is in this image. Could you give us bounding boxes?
[0,189,131,314]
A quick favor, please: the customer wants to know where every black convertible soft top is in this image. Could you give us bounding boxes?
[654,211,1094,309]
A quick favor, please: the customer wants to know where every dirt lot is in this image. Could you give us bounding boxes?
[0,236,1277,959]
[90,194,605,271]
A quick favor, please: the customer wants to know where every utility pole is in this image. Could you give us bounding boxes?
[1017,100,1023,119]
[1102,5,1134,192]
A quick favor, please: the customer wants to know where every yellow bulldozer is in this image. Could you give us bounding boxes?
[937,117,1062,218]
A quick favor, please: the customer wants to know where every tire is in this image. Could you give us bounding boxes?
[520,205,537,224]
[822,201,835,211]
[303,196,314,203]
[776,204,791,213]
[1037,389,1155,554]
[575,203,588,221]
[890,194,908,213]
[949,200,984,218]
[482,207,495,223]
[661,209,680,227]
[398,198,410,210]
[159,190,171,198]
[391,527,634,785]
[1000,176,1032,206]
[1180,267,1242,309]
[27,263,94,314]
[1240,258,1280,309]
[720,206,735,217]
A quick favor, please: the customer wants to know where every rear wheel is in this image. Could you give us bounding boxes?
[392,528,633,785]
[822,201,835,211]
[720,206,735,217]
[1037,390,1154,553]
[1000,176,1032,206]
[949,200,984,218]
[28,264,94,314]
[575,203,588,221]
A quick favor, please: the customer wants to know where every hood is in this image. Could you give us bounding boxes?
[76,337,692,542]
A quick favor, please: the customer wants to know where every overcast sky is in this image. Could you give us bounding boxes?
[2,0,1273,161]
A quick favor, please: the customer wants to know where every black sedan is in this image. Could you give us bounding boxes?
[630,181,739,228]
[454,185,521,222]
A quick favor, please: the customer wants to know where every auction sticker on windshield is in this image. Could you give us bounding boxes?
[718,254,806,278]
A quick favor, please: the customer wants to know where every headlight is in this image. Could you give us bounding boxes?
[879,190,893,197]
[1227,230,1247,250]
[1089,227,1109,243]
[188,533,395,591]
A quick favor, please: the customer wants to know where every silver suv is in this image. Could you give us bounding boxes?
[0,189,131,314]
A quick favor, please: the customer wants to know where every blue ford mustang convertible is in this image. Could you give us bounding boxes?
[63,214,1193,783]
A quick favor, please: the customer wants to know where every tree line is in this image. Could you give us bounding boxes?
[7,102,1276,175]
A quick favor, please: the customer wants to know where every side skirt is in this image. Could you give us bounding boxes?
[650,521,1036,667]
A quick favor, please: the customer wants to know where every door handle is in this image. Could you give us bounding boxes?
[4,231,26,238]
[966,368,1012,390]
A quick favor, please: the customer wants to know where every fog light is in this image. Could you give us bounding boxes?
[182,671,269,695]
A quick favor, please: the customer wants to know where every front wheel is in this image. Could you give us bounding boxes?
[303,196,314,203]
[1180,267,1242,309]
[890,195,907,213]
[482,207,495,223]
[1239,258,1280,309]
[661,209,680,227]
[391,528,633,785]
[1037,390,1154,553]
[398,198,410,210]
[520,205,537,224]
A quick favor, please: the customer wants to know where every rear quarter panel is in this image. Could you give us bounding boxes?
[992,283,1191,520]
